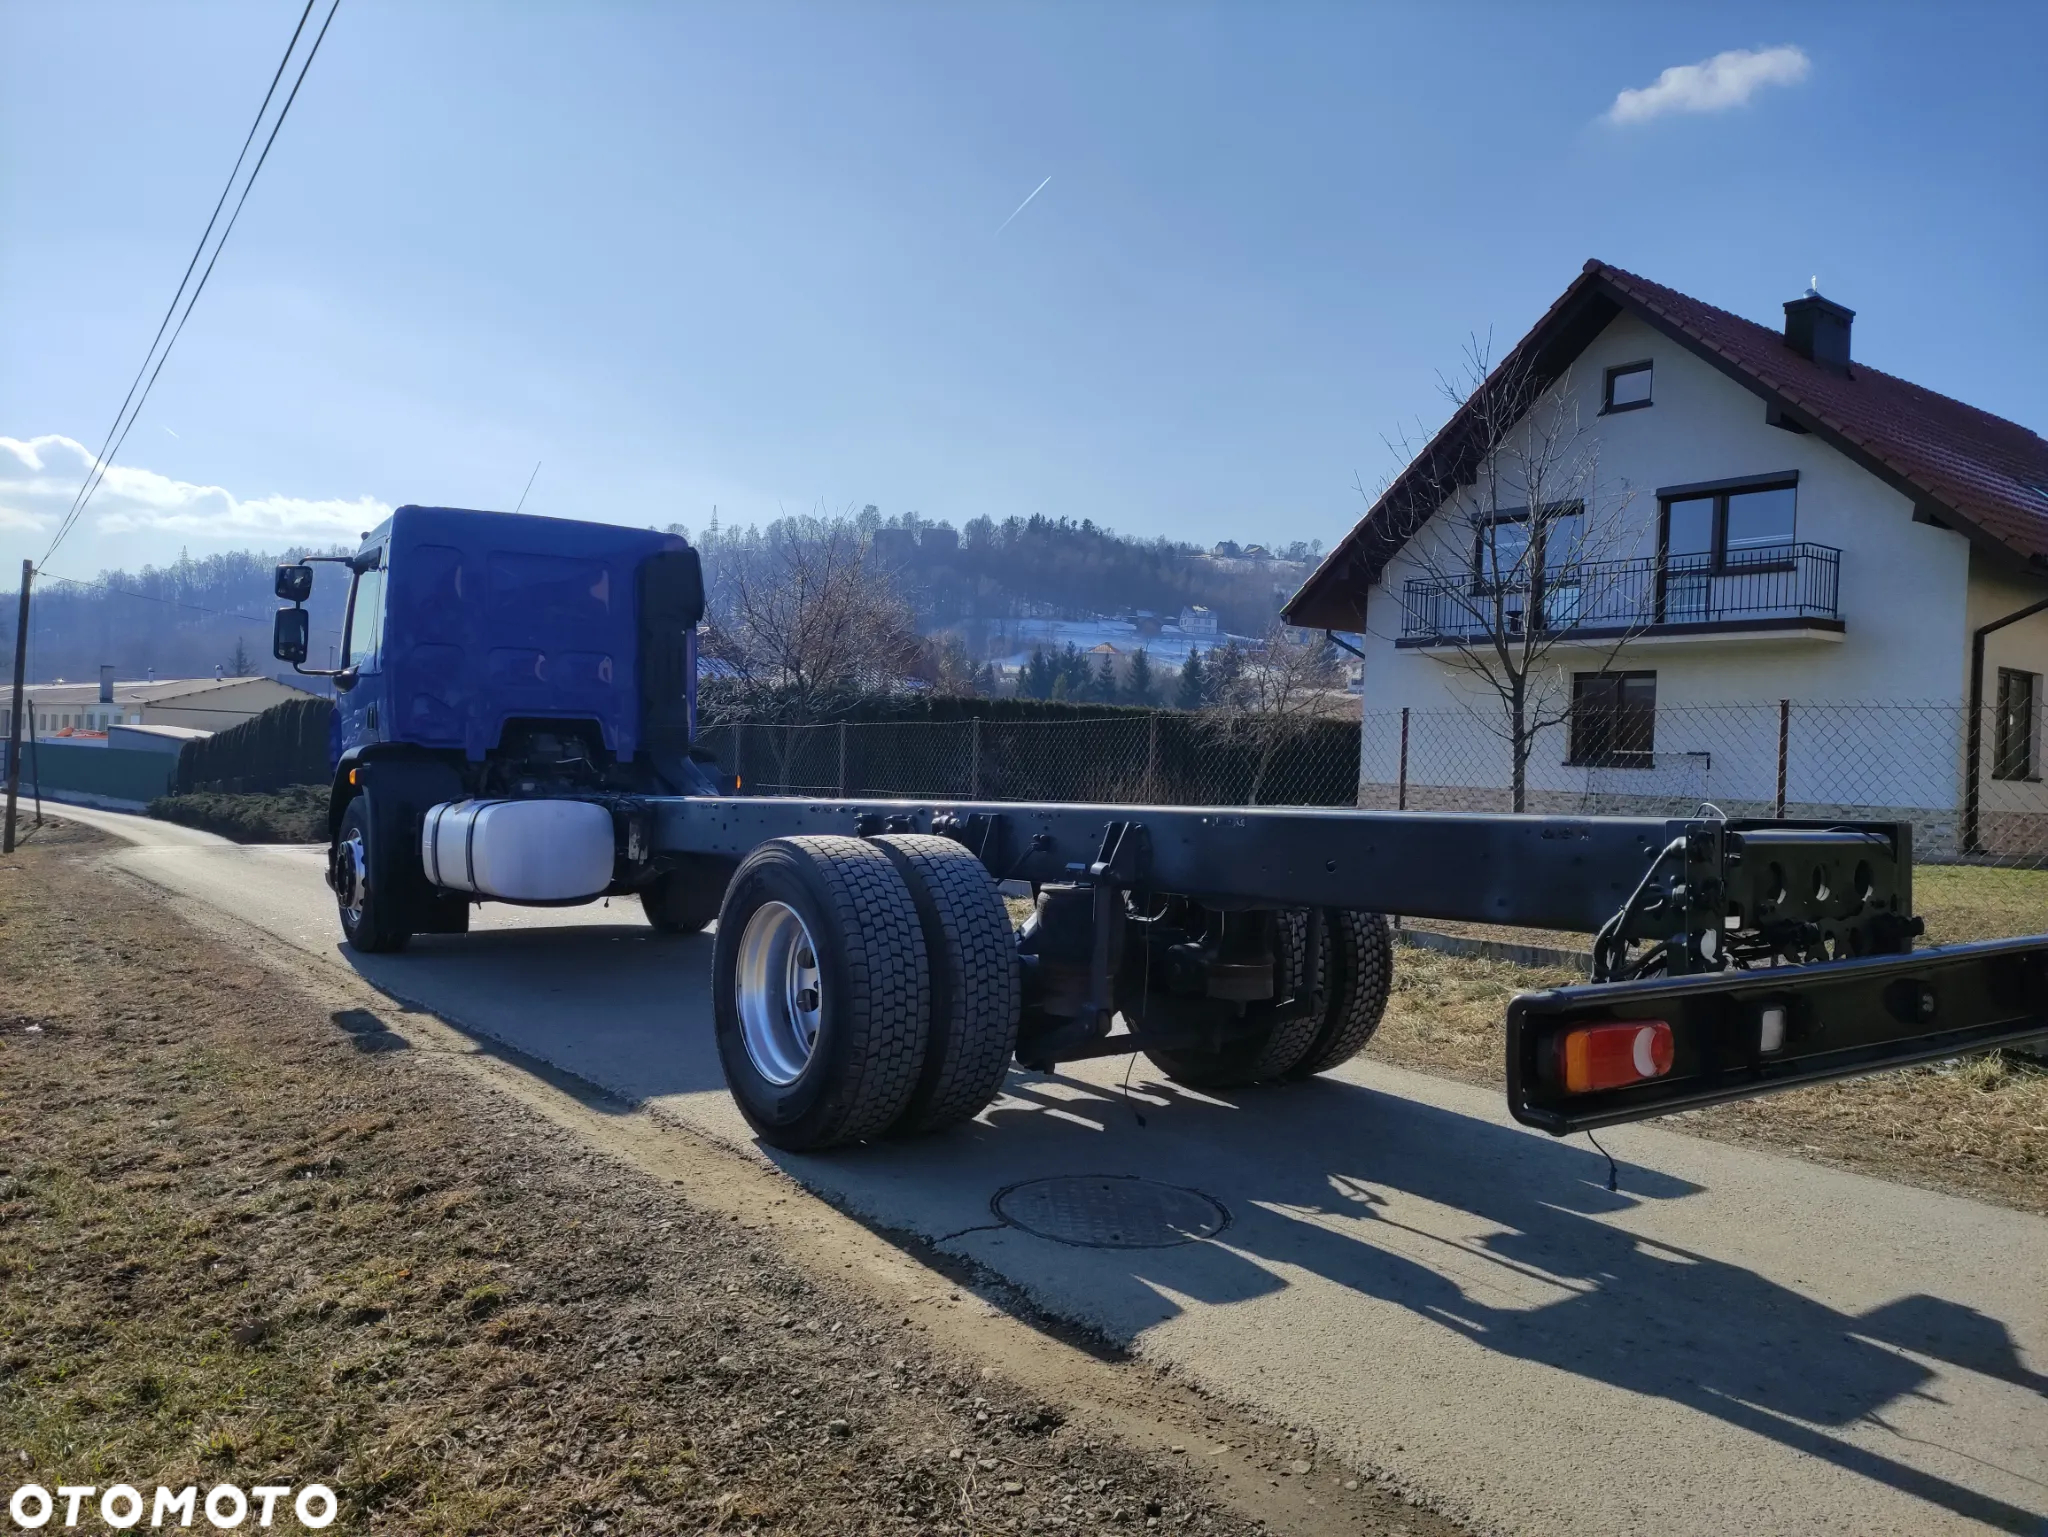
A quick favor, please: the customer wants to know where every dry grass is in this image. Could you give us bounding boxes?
[0,824,1268,1536]
[1913,863,2048,945]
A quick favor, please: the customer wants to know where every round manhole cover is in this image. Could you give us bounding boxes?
[992,1176,1229,1249]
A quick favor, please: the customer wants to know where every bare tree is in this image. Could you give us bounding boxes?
[919,632,982,696]
[1376,340,1648,811]
[1208,623,1345,805]
[703,517,921,724]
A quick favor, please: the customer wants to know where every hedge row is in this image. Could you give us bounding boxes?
[696,682,1163,727]
[176,695,334,794]
[150,785,330,843]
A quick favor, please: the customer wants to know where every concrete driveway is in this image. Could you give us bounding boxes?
[48,804,2048,1536]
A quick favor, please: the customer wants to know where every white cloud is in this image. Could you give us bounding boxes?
[1604,45,1810,126]
[0,434,389,547]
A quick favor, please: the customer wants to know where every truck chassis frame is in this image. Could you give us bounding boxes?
[339,750,2048,1149]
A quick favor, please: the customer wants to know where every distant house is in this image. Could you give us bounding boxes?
[1286,260,2048,853]
[1180,606,1219,637]
[4,674,315,740]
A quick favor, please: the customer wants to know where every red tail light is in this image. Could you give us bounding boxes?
[1558,1020,1674,1094]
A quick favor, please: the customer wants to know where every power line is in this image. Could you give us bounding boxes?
[48,0,318,562]
[43,0,342,569]
[27,570,342,637]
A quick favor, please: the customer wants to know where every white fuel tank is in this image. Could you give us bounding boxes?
[421,798,615,903]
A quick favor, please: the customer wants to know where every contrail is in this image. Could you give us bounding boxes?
[996,175,1052,233]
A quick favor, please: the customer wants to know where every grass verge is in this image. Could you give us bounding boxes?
[0,823,1279,1536]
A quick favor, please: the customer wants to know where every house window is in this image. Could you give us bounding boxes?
[1603,362,1653,413]
[1994,668,2038,781]
[1656,474,1800,624]
[1661,479,1798,568]
[1724,485,1798,559]
[1470,504,1587,587]
[1471,512,1531,592]
[1570,671,1656,767]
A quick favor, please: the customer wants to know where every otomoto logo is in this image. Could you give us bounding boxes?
[6,1483,337,1531]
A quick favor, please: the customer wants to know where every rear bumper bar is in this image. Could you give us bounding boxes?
[1507,936,2048,1134]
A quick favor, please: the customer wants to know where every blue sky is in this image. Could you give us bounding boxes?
[3,1,2043,581]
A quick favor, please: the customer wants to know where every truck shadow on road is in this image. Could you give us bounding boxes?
[954,1073,2048,1532]
[334,926,2045,1532]
[341,926,731,1098]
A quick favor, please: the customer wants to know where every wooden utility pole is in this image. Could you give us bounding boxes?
[4,560,30,853]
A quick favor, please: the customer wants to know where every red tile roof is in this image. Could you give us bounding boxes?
[1594,261,2048,564]
[1285,260,2048,630]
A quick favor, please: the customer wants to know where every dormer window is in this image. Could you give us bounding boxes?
[1603,361,1653,413]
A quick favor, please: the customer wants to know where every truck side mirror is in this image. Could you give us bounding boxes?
[273,606,310,665]
[275,563,314,602]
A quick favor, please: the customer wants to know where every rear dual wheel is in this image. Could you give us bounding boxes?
[1143,908,1392,1087]
[712,835,1019,1151]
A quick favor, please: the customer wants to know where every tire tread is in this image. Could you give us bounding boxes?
[874,834,1020,1134]
[1288,909,1393,1077]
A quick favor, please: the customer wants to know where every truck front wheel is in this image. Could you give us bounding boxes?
[712,837,929,1151]
[333,795,412,953]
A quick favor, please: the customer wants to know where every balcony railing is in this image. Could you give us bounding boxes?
[1399,543,1841,645]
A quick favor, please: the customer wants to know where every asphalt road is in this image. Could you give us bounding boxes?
[47,805,2048,1536]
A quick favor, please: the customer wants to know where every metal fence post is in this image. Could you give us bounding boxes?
[837,720,848,797]
[1775,700,1789,819]
[970,717,981,798]
[1397,707,1410,812]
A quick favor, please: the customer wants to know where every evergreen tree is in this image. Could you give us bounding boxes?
[1124,647,1155,706]
[1176,650,1207,711]
[1057,643,1091,697]
[1092,651,1119,702]
[1021,647,1055,699]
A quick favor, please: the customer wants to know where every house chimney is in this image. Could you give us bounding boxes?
[1783,285,1854,374]
[99,664,114,704]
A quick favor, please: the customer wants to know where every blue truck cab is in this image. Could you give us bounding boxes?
[272,504,718,949]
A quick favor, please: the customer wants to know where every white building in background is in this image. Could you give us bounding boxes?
[1285,260,2048,855]
[3,674,315,740]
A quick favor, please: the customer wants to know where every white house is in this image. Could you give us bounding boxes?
[1285,260,2048,857]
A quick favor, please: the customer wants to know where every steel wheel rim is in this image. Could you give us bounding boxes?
[338,832,368,925]
[735,900,824,1085]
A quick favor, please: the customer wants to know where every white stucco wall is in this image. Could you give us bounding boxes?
[1363,311,1975,711]
[1350,311,2038,840]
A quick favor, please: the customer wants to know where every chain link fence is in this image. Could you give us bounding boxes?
[693,713,1361,809]
[1361,702,2048,867]
[695,702,2048,867]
